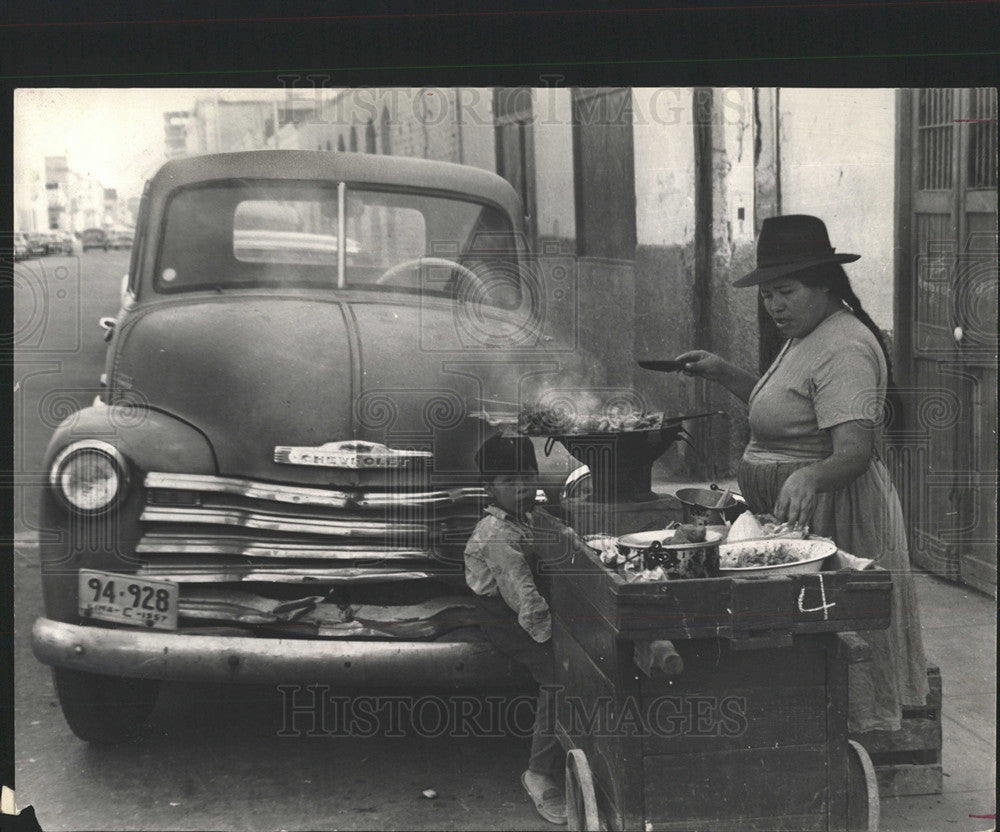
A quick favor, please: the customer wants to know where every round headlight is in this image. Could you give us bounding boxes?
[50,441,130,513]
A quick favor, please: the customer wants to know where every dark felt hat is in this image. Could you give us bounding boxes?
[733,215,860,288]
[475,435,538,477]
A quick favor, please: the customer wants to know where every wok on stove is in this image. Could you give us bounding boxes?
[470,401,724,502]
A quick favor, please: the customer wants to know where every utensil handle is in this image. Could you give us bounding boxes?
[716,484,732,508]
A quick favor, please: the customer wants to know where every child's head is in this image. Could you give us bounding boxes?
[476,435,539,516]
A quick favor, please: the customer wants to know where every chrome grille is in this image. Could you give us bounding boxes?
[137,472,494,582]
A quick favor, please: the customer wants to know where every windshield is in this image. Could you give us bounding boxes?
[154,180,524,304]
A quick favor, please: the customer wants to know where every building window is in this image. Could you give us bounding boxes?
[365,119,376,154]
[917,89,955,191]
[349,127,358,152]
[570,87,636,259]
[968,87,997,189]
[337,135,346,152]
[326,140,332,151]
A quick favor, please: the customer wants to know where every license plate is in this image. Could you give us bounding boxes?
[78,569,179,630]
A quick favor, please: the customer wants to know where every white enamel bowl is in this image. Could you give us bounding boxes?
[718,537,838,576]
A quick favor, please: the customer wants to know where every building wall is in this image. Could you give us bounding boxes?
[706,88,758,478]
[779,88,896,331]
[13,169,47,232]
[457,88,496,173]
[532,87,575,247]
[630,87,759,479]
[631,88,700,475]
[270,88,496,174]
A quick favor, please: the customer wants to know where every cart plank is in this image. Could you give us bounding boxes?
[637,638,826,693]
[642,745,829,821]
[651,814,828,831]
[557,546,892,642]
[640,683,827,755]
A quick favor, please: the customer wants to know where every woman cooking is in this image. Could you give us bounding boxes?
[676,214,927,733]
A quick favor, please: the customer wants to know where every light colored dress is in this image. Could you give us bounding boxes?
[738,308,929,732]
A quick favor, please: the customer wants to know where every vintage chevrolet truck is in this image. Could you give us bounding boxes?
[32,150,585,743]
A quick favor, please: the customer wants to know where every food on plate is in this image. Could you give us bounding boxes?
[518,402,663,435]
[757,513,809,539]
[727,511,765,541]
[586,534,620,565]
[670,521,707,544]
[727,511,809,542]
[720,541,804,569]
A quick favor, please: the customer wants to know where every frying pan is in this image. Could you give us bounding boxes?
[638,359,687,373]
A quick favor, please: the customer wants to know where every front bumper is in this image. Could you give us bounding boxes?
[32,617,526,688]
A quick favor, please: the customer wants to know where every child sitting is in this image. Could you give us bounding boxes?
[464,434,586,826]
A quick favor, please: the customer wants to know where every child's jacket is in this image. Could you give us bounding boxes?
[464,506,584,643]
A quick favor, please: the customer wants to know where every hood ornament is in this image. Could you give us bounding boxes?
[274,440,432,469]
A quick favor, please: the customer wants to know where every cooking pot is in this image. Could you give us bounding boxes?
[616,529,724,579]
[675,486,747,525]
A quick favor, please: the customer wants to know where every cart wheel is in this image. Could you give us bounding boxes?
[565,749,600,831]
[847,739,880,832]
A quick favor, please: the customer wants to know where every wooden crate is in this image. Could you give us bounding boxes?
[554,545,894,643]
[549,551,889,830]
[851,666,943,797]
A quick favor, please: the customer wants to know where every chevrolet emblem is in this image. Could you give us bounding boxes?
[274,440,432,469]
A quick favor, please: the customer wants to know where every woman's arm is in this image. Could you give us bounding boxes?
[773,420,876,526]
[674,350,759,403]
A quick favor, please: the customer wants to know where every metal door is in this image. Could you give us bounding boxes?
[896,88,997,593]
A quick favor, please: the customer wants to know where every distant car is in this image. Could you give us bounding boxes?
[46,231,74,255]
[82,228,109,251]
[14,232,30,260]
[108,230,134,250]
[26,232,49,257]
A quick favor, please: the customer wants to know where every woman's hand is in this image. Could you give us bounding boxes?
[773,421,877,526]
[674,350,759,403]
[674,350,727,381]
[773,467,822,527]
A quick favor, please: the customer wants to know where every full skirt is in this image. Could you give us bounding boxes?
[738,456,929,732]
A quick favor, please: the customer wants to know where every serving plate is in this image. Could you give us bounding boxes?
[618,528,725,552]
[718,537,838,575]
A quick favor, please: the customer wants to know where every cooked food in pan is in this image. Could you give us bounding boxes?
[518,402,663,435]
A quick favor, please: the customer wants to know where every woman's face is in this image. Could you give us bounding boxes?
[759,278,837,339]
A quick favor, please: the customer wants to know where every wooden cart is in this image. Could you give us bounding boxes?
[550,547,889,831]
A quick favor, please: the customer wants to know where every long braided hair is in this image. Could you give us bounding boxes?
[799,263,904,432]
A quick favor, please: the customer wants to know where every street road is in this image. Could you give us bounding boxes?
[12,250,550,831]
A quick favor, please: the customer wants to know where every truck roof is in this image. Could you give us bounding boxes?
[150,151,525,225]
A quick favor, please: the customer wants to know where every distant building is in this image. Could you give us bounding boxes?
[45,155,70,229]
[176,95,322,157]
[13,159,47,232]
[104,188,118,225]
[164,111,191,158]
[44,154,107,231]
[126,197,141,225]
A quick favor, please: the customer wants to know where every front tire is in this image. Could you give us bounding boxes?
[53,667,160,744]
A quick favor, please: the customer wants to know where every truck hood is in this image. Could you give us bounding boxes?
[112,294,538,487]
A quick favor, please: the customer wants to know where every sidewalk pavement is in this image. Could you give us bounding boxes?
[882,569,996,831]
